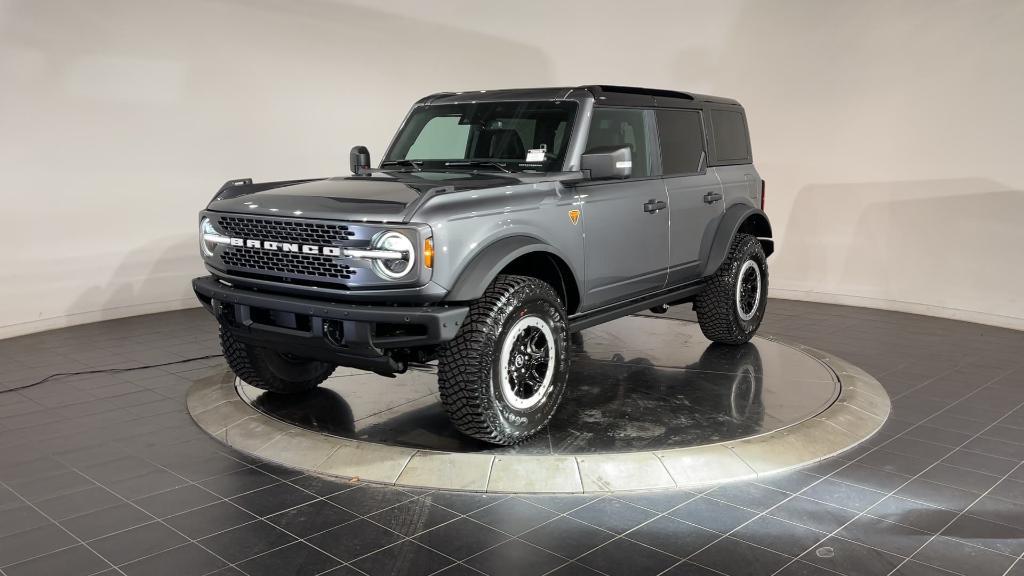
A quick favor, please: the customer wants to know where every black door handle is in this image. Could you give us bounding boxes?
[704,191,723,204]
[643,199,667,213]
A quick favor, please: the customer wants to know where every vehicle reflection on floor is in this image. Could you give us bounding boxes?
[241,316,839,455]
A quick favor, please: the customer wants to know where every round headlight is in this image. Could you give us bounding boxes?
[372,231,415,278]
[199,217,220,257]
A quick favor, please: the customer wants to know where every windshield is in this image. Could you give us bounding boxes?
[384,100,578,172]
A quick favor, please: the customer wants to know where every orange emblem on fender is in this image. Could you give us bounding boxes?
[568,209,580,225]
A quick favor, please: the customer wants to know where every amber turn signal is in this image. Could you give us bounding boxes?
[424,237,434,268]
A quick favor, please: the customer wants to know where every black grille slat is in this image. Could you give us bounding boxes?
[217,216,356,245]
[222,247,354,280]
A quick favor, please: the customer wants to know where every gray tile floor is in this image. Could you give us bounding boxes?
[0,300,1023,575]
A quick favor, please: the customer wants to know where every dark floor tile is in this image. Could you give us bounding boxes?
[106,469,188,500]
[708,482,791,513]
[0,522,78,566]
[668,495,758,534]
[566,497,656,535]
[579,537,679,576]
[546,561,605,576]
[468,497,558,536]
[33,486,124,522]
[865,495,959,534]
[989,478,1024,505]
[164,501,256,539]
[912,536,1016,576]
[287,474,353,498]
[964,437,1024,461]
[318,565,374,576]
[924,413,991,435]
[198,467,280,498]
[89,520,188,565]
[519,515,614,559]
[800,536,904,575]
[266,499,357,539]
[307,518,405,562]
[894,478,979,512]
[198,519,296,564]
[691,536,792,576]
[516,493,595,514]
[825,467,907,502]
[8,470,96,502]
[836,515,931,557]
[756,471,823,494]
[367,498,459,537]
[856,449,936,477]
[775,559,848,575]
[903,424,974,448]
[59,502,152,540]
[663,561,726,575]
[942,513,1024,556]
[413,517,509,561]
[3,543,110,576]
[236,541,342,576]
[163,453,249,483]
[0,504,51,539]
[967,495,1024,531]
[733,514,826,558]
[351,540,454,576]
[467,538,566,576]
[767,495,859,534]
[328,484,416,516]
[229,481,316,518]
[422,491,508,515]
[919,463,1001,494]
[132,484,221,518]
[626,515,719,558]
[941,449,1018,476]
[890,559,964,575]
[801,478,887,512]
[118,542,227,576]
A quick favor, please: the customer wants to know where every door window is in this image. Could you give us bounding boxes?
[584,108,650,177]
[656,109,705,175]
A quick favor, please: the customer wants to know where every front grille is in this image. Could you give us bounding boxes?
[221,247,354,281]
[213,214,367,287]
[216,216,355,245]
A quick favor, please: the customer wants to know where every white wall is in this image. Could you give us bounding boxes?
[2,0,1022,338]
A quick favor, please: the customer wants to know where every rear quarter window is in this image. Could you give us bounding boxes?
[710,108,751,164]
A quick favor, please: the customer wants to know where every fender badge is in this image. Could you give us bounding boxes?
[568,209,580,225]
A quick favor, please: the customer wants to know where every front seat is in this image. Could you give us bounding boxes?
[473,129,525,160]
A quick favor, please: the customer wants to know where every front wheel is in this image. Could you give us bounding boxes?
[219,327,335,393]
[694,233,768,344]
[437,275,570,445]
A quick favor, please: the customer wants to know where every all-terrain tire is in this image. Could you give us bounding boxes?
[219,326,335,393]
[694,233,768,344]
[437,274,570,445]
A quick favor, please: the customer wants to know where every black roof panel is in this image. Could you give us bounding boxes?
[418,85,740,107]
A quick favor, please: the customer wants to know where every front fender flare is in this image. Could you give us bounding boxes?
[443,236,578,302]
[701,205,773,277]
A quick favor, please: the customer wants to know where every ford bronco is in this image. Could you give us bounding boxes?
[193,85,773,445]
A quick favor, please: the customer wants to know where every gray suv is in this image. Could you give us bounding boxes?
[193,85,773,445]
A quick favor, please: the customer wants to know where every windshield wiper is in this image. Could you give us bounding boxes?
[444,160,513,174]
[380,159,423,171]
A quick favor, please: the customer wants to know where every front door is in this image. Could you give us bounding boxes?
[578,108,669,311]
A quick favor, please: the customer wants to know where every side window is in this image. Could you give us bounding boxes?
[656,109,705,175]
[405,116,471,159]
[710,109,751,162]
[584,108,650,177]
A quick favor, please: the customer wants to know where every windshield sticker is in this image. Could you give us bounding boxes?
[526,148,546,162]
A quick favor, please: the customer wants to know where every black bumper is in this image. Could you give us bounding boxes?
[193,276,468,373]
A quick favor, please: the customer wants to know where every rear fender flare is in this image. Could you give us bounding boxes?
[701,205,773,277]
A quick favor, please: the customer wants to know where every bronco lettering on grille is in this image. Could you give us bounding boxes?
[230,238,341,257]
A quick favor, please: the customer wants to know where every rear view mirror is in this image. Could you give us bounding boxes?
[350,146,371,175]
[580,145,632,180]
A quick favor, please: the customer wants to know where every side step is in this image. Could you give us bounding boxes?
[568,281,704,332]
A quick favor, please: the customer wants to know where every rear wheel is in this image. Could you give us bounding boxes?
[219,327,335,393]
[695,233,768,344]
[437,275,570,445]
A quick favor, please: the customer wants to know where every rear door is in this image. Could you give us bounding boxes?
[657,108,725,285]
[577,108,669,311]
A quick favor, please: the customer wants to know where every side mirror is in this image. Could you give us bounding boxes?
[580,145,632,180]
[350,146,371,175]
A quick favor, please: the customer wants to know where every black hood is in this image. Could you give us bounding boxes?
[206,171,529,223]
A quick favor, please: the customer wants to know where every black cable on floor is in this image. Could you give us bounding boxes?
[0,354,224,394]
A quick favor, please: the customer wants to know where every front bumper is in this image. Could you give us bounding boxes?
[193,275,468,373]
